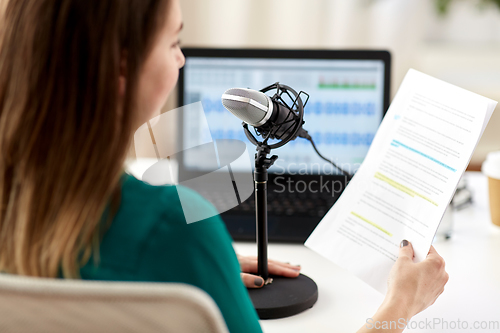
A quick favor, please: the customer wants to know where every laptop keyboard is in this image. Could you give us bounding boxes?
[228,186,339,219]
[195,176,347,242]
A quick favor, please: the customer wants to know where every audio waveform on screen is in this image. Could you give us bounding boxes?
[202,99,376,117]
[210,129,374,147]
[317,83,377,90]
[318,76,377,90]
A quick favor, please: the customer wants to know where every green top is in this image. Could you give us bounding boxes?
[80,173,262,333]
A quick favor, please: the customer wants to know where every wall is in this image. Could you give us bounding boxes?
[152,0,500,167]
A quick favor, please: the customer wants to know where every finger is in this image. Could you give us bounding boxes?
[427,245,438,256]
[426,246,444,262]
[398,239,414,260]
[239,259,258,273]
[425,245,444,263]
[239,257,301,274]
[268,262,301,278]
[241,256,301,269]
[241,273,264,289]
[268,259,301,270]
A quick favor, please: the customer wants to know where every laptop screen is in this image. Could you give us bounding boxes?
[179,49,390,175]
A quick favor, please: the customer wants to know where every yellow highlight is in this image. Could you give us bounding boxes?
[351,212,393,237]
[374,172,438,207]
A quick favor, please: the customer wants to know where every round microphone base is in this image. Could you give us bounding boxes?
[247,273,318,319]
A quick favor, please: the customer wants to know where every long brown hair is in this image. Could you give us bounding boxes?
[0,0,170,278]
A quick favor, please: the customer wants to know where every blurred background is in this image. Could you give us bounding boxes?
[159,0,500,169]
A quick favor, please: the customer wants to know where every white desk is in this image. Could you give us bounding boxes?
[233,172,500,333]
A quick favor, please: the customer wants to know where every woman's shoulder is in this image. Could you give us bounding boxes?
[120,172,219,225]
[120,172,178,203]
[85,172,226,274]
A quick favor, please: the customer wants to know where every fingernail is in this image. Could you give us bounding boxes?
[254,278,264,287]
[400,239,409,247]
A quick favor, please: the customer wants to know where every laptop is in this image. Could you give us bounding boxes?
[177,48,391,243]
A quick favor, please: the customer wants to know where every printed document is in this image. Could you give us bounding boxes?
[305,69,497,294]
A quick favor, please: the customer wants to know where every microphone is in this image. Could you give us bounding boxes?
[221,87,306,140]
[221,83,352,179]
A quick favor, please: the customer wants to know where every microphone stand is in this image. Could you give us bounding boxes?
[254,143,277,281]
[247,143,318,320]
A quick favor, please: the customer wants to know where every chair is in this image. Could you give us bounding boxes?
[0,273,229,333]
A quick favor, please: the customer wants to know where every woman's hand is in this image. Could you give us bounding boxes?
[383,240,449,318]
[357,240,449,333]
[237,255,301,288]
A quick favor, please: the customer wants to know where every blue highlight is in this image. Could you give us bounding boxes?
[391,140,456,172]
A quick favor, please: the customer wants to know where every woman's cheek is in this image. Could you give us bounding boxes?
[138,51,180,120]
[152,64,175,112]
[160,60,179,103]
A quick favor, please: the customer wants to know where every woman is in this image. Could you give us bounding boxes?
[0,1,448,332]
